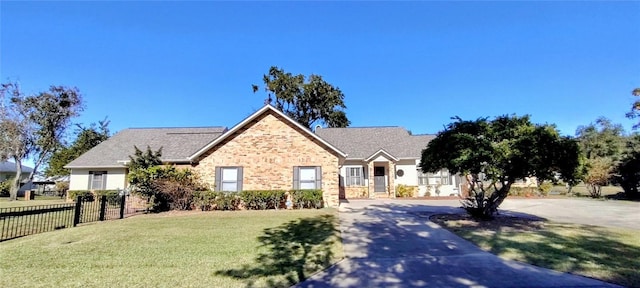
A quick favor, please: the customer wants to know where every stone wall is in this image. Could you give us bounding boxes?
[343,186,369,199]
[193,111,341,207]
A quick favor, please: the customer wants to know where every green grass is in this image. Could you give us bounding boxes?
[0,209,342,288]
[433,214,640,287]
[550,184,624,197]
[0,197,67,208]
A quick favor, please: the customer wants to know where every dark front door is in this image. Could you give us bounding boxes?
[374,166,385,192]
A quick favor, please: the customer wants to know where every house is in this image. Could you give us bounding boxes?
[316,127,462,198]
[65,105,461,208]
[0,161,33,182]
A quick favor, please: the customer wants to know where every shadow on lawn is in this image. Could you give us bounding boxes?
[216,214,340,288]
[444,215,640,287]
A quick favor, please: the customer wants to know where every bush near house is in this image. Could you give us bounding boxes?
[240,190,286,210]
[290,189,323,209]
[395,184,417,197]
[0,179,12,197]
[68,190,95,201]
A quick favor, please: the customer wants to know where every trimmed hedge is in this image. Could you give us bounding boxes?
[290,189,323,209]
[240,190,286,210]
[68,190,95,202]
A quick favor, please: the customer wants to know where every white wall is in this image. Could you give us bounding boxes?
[394,159,419,186]
[69,168,128,190]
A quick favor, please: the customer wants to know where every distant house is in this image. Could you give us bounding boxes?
[65,105,461,207]
[0,161,33,182]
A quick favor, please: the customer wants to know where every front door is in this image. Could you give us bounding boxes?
[374,166,385,192]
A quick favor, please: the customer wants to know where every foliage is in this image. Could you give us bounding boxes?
[192,190,217,211]
[395,184,416,197]
[54,181,69,197]
[0,178,12,197]
[420,115,580,219]
[583,158,613,198]
[240,190,286,210]
[93,189,121,205]
[253,66,350,129]
[615,134,640,199]
[575,117,625,197]
[626,87,640,129]
[68,190,94,202]
[45,120,110,176]
[213,192,241,211]
[127,148,206,211]
[290,189,324,209]
[0,82,83,200]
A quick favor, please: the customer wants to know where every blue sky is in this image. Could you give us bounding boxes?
[2,1,639,140]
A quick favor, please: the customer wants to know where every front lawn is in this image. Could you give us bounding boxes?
[0,209,342,288]
[432,214,640,287]
[0,196,67,208]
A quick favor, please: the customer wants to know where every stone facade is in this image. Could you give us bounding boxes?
[343,186,369,199]
[193,111,342,207]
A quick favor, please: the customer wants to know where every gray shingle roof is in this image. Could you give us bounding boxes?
[0,161,34,173]
[65,127,226,168]
[315,127,435,160]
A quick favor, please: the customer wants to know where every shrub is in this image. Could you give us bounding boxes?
[54,181,69,197]
[68,190,94,202]
[152,180,197,211]
[94,190,121,205]
[0,179,12,197]
[193,190,218,211]
[395,184,416,198]
[538,182,553,196]
[240,190,286,210]
[129,165,208,211]
[214,192,241,211]
[290,189,323,209]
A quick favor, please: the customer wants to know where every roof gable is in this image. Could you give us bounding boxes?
[189,105,347,160]
[315,127,434,160]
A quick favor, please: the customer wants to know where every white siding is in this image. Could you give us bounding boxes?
[394,159,418,186]
[69,168,127,190]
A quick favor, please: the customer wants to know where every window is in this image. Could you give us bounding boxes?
[418,169,451,186]
[215,167,243,192]
[346,167,363,186]
[89,171,107,190]
[418,171,428,186]
[294,166,321,190]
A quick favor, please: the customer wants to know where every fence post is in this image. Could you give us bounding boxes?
[119,194,126,219]
[73,196,82,227]
[99,195,107,221]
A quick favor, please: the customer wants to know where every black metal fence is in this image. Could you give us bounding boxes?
[0,195,132,242]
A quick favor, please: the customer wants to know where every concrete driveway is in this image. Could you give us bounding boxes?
[297,199,624,288]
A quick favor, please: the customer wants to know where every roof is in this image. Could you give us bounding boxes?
[65,127,227,168]
[315,127,435,160]
[0,161,34,173]
[189,105,347,160]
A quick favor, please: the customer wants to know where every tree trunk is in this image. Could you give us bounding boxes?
[9,157,22,201]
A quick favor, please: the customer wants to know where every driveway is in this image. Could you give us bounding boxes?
[297,199,622,288]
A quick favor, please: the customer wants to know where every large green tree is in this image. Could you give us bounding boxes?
[420,115,579,219]
[45,119,110,177]
[253,66,350,129]
[0,82,83,200]
[575,117,626,197]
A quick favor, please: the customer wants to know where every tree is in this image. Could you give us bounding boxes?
[127,146,205,211]
[575,117,625,197]
[615,134,640,199]
[420,115,580,219]
[253,66,350,129]
[0,82,83,200]
[45,119,110,177]
[626,87,640,129]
